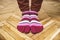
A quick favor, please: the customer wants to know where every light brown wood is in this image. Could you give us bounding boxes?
[1,21,33,40]
[0,29,15,40]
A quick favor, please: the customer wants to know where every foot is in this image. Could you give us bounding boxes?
[17,11,31,34]
[17,20,30,34]
[30,20,43,34]
[29,11,43,34]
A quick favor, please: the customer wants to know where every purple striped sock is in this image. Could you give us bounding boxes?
[29,11,44,34]
[17,11,44,34]
[17,20,30,33]
[17,12,30,34]
[30,20,43,34]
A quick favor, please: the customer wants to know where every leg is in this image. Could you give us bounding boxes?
[31,0,43,12]
[30,0,43,34]
[17,0,29,11]
[17,0,31,34]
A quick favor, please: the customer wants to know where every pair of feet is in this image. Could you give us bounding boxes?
[17,11,43,34]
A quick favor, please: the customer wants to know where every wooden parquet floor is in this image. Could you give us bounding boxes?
[0,0,60,40]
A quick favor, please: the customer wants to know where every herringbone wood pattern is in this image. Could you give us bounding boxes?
[0,0,60,40]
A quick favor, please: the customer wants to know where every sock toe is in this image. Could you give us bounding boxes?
[17,25,25,33]
[31,26,37,34]
[17,20,30,34]
[35,25,43,33]
[17,24,30,34]
[31,22,43,34]
[24,26,31,34]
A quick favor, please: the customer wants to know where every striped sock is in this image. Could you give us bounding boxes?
[31,20,43,34]
[30,11,43,34]
[17,11,43,34]
[17,11,30,34]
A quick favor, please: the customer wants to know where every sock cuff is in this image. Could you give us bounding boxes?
[21,18,30,21]
[22,11,38,15]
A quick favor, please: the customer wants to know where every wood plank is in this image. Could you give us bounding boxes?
[7,15,21,28]
[44,28,60,40]
[41,17,51,25]
[0,29,15,40]
[50,29,60,40]
[53,33,60,40]
[0,21,4,28]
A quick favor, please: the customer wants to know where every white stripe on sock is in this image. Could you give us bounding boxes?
[31,20,40,23]
[19,20,29,23]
